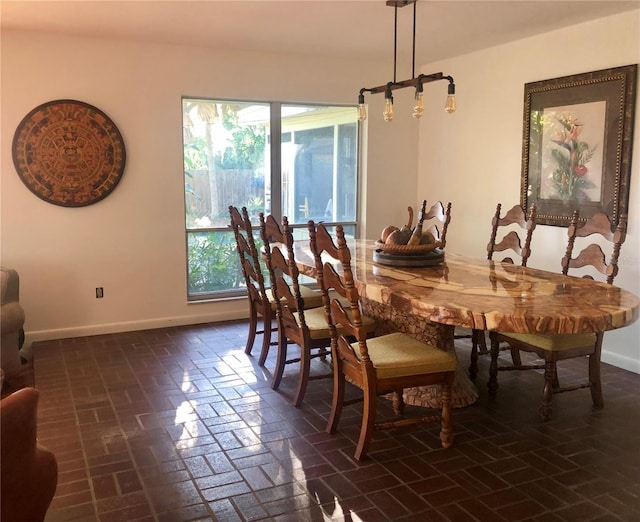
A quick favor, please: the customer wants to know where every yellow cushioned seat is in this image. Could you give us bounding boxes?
[268,285,324,309]
[351,332,457,379]
[295,306,376,340]
[499,332,597,352]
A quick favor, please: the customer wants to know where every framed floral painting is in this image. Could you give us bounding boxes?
[520,64,637,227]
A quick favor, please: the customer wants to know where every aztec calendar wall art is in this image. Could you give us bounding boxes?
[12,99,126,207]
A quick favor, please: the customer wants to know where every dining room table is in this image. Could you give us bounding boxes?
[291,238,640,409]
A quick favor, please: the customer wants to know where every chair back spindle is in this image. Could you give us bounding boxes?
[260,214,309,335]
[487,203,537,266]
[422,201,452,248]
[561,210,626,284]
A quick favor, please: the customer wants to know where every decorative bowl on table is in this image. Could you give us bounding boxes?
[374,201,446,267]
[373,239,445,268]
[374,239,442,256]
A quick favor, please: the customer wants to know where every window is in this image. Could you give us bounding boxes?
[182,99,359,300]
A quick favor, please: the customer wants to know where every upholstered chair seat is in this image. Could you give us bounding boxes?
[294,306,376,340]
[349,332,457,379]
[497,332,597,352]
[269,285,324,309]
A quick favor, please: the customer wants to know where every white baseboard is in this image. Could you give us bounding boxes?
[23,318,639,376]
[602,350,640,374]
[23,310,248,347]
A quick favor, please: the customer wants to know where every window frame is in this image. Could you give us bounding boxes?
[183,98,360,302]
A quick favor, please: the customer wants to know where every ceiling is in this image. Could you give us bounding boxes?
[2,1,639,66]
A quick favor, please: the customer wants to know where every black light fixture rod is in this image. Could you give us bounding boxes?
[358,1,457,121]
[365,72,446,95]
[412,0,417,79]
[393,3,398,83]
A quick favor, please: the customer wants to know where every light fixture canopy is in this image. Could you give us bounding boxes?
[357,0,456,122]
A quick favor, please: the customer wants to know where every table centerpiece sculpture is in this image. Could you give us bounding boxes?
[374,200,445,267]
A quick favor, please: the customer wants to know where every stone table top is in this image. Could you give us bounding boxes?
[293,239,639,336]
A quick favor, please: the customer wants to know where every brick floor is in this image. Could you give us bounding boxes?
[25,321,640,521]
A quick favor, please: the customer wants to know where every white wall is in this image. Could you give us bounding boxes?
[360,86,422,239]
[417,11,640,372]
[1,31,409,344]
[3,12,639,374]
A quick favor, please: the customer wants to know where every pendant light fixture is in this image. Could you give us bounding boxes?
[357,0,456,122]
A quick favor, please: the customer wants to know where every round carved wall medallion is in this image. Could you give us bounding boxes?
[12,99,126,207]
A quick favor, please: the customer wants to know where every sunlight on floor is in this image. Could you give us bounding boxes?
[315,497,366,522]
[175,370,198,449]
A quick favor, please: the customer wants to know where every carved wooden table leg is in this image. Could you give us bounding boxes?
[488,333,500,395]
[360,298,479,408]
[540,359,556,421]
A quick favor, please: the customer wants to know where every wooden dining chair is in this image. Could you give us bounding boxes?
[463,202,537,379]
[422,200,452,248]
[308,221,457,461]
[488,210,627,420]
[487,203,537,265]
[229,206,323,367]
[259,213,344,406]
[229,205,275,365]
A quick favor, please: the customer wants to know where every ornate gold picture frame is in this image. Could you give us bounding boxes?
[521,65,637,227]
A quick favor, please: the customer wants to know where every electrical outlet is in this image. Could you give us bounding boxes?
[96,287,104,298]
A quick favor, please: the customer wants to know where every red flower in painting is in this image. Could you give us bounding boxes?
[573,165,588,177]
[549,115,597,200]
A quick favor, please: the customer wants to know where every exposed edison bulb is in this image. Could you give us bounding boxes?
[357,103,367,122]
[445,94,456,114]
[412,91,424,119]
[383,98,394,122]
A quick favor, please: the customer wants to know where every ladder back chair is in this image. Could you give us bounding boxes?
[229,206,324,367]
[229,205,275,366]
[488,210,627,420]
[259,213,335,407]
[464,202,537,379]
[308,221,457,461]
[422,200,452,249]
[487,203,537,265]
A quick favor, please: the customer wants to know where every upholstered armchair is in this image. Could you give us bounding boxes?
[1,387,58,522]
[1,267,26,381]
